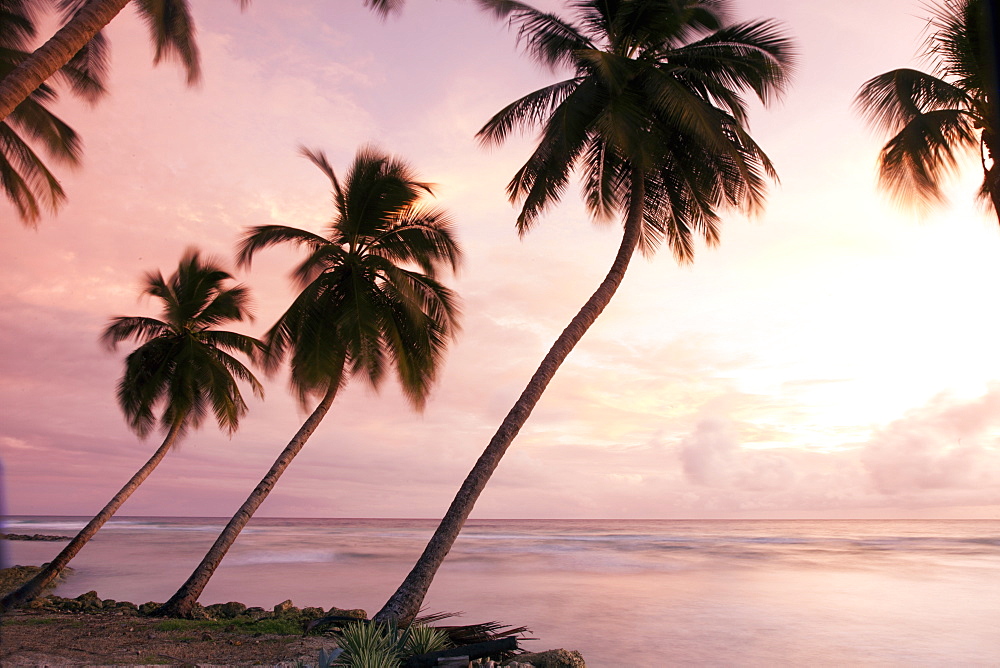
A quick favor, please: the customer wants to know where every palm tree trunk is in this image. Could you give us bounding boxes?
[155,381,341,618]
[0,0,131,121]
[374,178,647,625]
[0,419,184,613]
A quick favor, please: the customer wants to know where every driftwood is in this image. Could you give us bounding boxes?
[403,636,519,668]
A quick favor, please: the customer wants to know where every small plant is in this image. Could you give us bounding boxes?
[405,623,452,656]
[332,620,409,667]
[318,647,344,667]
[331,620,456,667]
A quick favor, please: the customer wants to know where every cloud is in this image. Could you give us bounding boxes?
[861,387,1000,495]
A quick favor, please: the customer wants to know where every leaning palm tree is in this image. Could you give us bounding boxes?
[2,0,108,225]
[156,146,461,618]
[855,0,998,222]
[0,0,405,122]
[0,0,250,122]
[375,0,794,625]
[0,249,263,613]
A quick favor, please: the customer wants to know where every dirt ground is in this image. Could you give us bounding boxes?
[0,609,334,666]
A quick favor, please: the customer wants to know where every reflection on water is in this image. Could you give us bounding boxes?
[5,518,999,666]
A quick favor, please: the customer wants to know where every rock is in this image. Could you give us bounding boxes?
[515,649,586,668]
[60,599,83,613]
[274,599,298,615]
[300,606,325,620]
[186,602,211,620]
[75,591,103,611]
[206,601,248,619]
[137,601,162,616]
[324,606,367,619]
[244,606,268,619]
[0,533,71,541]
[115,601,139,615]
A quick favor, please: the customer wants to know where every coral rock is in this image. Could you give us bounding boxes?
[515,649,586,668]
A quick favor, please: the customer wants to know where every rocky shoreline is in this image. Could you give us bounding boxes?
[0,566,586,667]
[0,532,71,541]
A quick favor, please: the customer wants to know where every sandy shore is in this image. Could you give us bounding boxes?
[0,608,335,666]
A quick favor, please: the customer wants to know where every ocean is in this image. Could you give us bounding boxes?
[3,517,999,666]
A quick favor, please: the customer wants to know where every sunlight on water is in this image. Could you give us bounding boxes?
[5,517,998,666]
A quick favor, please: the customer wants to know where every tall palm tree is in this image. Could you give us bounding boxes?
[0,0,407,123]
[374,0,794,625]
[156,146,461,618]
[855,0,998,222]
[0,0,250,122]
[0,249,263,613]
[2,0,108,225]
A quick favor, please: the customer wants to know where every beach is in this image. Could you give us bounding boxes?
[3,517,1000,666]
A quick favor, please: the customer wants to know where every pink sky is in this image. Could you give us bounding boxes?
[2,0,999,520]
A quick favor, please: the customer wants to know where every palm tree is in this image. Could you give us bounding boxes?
[855,0,998,222]
[0,0,250,122]
[0,0,408,123]
[374,0,794,625]
[0,249,263,613]
[156,146,461,618]
[2,0,108,225]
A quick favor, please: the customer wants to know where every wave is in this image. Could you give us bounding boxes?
[224,549,339,566]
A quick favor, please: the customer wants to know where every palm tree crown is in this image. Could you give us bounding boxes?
[477,0,794,258]
[855,0,998,220]
[102,248,264,438]
[238,146,462,407]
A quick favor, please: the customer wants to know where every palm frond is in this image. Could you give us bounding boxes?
[364,0,405,19]
[856,68,973,134]
[101,316,173,350]
[368,208,463,275]
[664,18,795,116]
[134,0,200,84]
[236,225,331,268]
[477,79,582,147]
[474,0,591,70]
[876,107,979,207]
[0,122,68,224]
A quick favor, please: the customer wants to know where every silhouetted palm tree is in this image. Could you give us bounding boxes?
[0,249,263,612]
[0,0,251,122]
[375,0,794,625]
[156,146,461,618]
[1,0,108,224]
[856,0,998,221]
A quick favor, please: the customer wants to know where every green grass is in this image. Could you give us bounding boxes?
[5,617,63,626]
[153,617,302,636]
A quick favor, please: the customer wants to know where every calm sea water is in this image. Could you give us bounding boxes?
[3,517,999,666]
